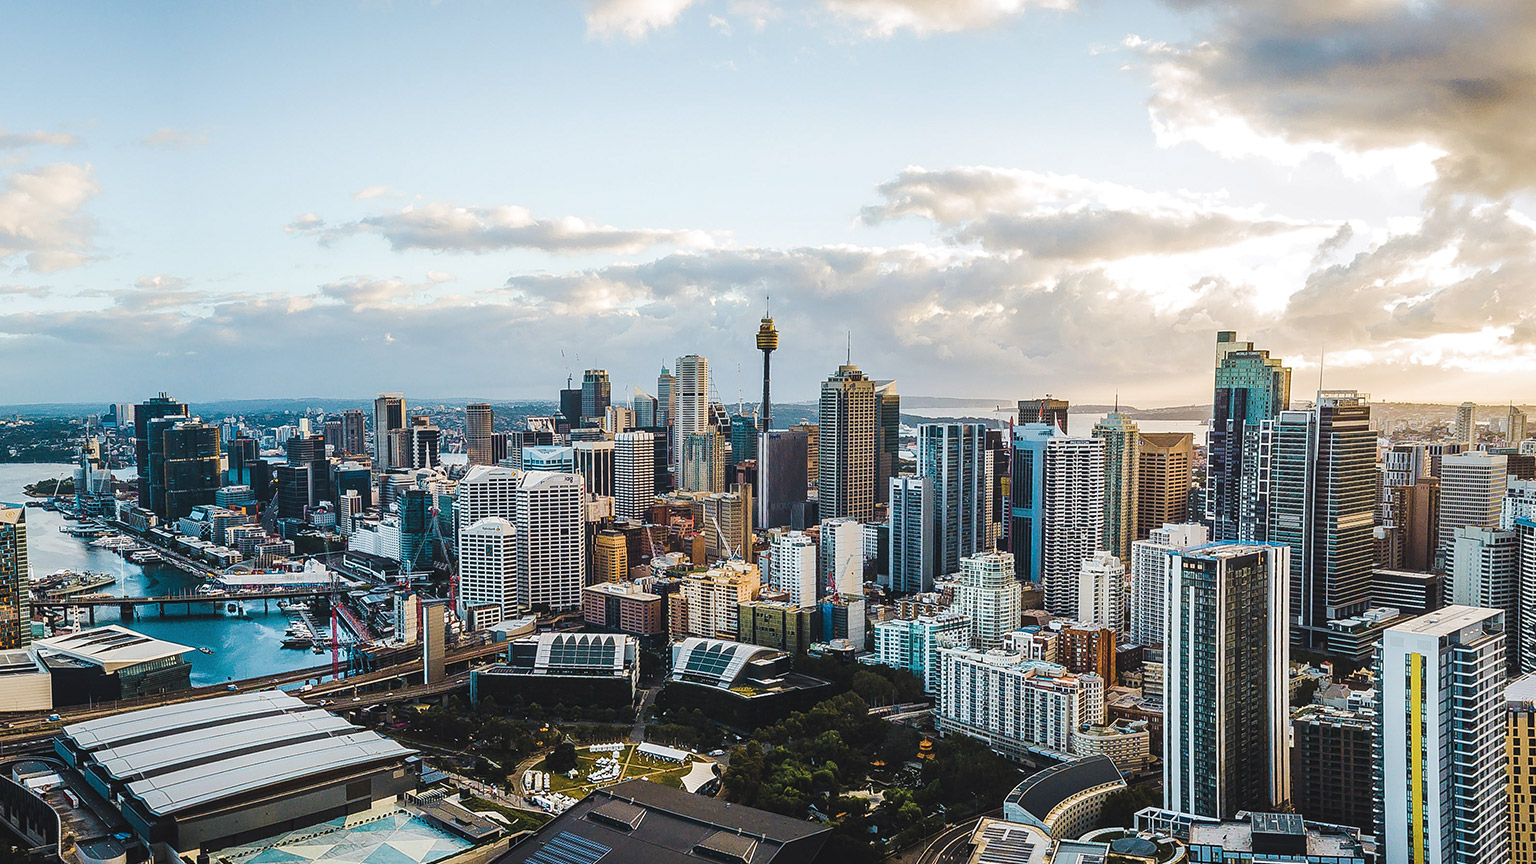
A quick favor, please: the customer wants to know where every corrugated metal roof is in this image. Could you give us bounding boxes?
[65,691,304,751]
[35,625,194,674]
[127,730,413,816]
[93,709,358,780]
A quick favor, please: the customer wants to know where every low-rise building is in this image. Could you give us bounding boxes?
[1134,809,1367,864]
[35,626,194,706]
[1072,719,1152,773]
[582,582,665,637]
[737,600,819,655]
[1001,756,1126,840]
[470,632,639,707]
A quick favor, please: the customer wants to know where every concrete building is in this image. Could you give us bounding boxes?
[35,626,194,705]
[372,393,406,468]
[1072,720,1152,774]
[592,529,627,585]
[1290,704,1374,832]
[1456,401,1478,448]
[457,517,516,623]
[455,465,519,551]
[757,429,809,530]
[681,429,725,494]
[0,505,29,649]
[820,516,864,598]
[1093,412,1140,561]
[953,550,1020,650]
[889,475,936,594]
[1129,523,1207,648]
[1076,552,1124,632]
[1450,526,1520,674]
[1017,396,1069,434]
[472,632,638,707]
[819,364,877,521]
[936,648,1105,762]
[1207,331,1291,544]
[1440,452,1509,574]
[1376,606,1508,864]
[737,600,819,655]
[768,530,818,608]
[613,431,655,521]
[465,402,494,465]
[1002,756,1126,840]
[514,472,585,611]
[1010,423,1104,616]
[672,561,758,639]
[1510,674,1536,863]
[582,582,665,637]
[1136,432,1193,540]
[1132,810,1367,864]
[580,369,611,425]
[873,612,971,694]
[573,439,614,498]
[1164,542,1291,819]
[672,354,709,481]
[694,488,752,563]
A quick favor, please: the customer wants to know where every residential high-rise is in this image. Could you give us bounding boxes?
[681,429,725,493]
[373,393,406,469]
[875,380,900,507]
[695,488,752,563]
[888,475,936,594]
[459,517,517,621]
[1290,706,1375,832]
[515,472,585,611]
[0,505,30,649]
[1455,401,1477,448]
[134,393,188,517]
[1164,542,1290,819]
[953,550,1020,649]
[161,420,222,521]
[1136,432,1192,540]
[936,647,1104,761]
[581,370,611,424]
[1017,396,1069,434]
[1076,552,1124,632]
[819,365,877,521]
[820,517,864,598]
[341,408,367,457]
[874,612,971,694]
[757,311,777,432]
[1440,452,1509,574]
[1207,331,1291,543]
[1376,606,1508,864]
[1449,525,1520,674]
[1509,674,1536,863]
[1129,523,1207,648]
[1266,391,1375,650]
[918,423,992,576]
[614,431,656,521]
[1011,423,1105,615]
[672,355,708,481]
[769,531,818,608]
[1093,412,1140,561]
[672,560,758,639]
[758,429,808,530]
[465,403,494,465]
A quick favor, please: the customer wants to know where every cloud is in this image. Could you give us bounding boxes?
[585,0,699,38]
[1136,0,1536,195]
[353,185,406,200]
[292,201,716,255]
[141,128,209,150]
[0,284,49,298]
[0,162,100,272]
[863,165,1310,260]
[0,128,77,150]
[821,0,1073,36]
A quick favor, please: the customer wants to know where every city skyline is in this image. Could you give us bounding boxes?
[4,3,1536,405]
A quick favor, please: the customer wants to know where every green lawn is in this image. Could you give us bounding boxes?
[530,744,703,797]
[459,796,550,834]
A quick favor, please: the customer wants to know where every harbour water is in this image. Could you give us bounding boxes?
[1,462,327,686]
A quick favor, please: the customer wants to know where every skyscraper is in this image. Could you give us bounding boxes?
[1093,412,1140,560]
[134,393,188,516]
[918,423,992,576]
[340,408,367,457]
[1510,405,1529,446]
[1129,523,1208,648]
[1207,331,1291,543]
[614,431,656,521]
[819,365,877,521]
[1076,551,1124,631]
[757,310,778,432]
[1439,452,1508,574]
[573,439,615,497]
[459,517,517,620]
[515,472,585,611]
[0,505,29,649]
[1136,432,1192,539]
[769,531,818,608]
[581,369,612,424]
[465,402,494,465]
[1455,401,1477,448]
[656,366,675,430]
[1266,391,1375,650]
[681,429,725,494]
[1163,542,1290,819]
[391,416,440,470]
[456,465,520,545]
[952,550,1021,650]
[820,516,864,598]
[373,393,406,469]
[1017,396,1069,434]
[875,380,899,507]
[161,420,221,521]
[888,475,936,594]
[1010,423,1104,615]
[1376,606,1508,864]
[673,355,709,481]
[1449,525,1519,674]
[1508,675,1536,863]
[758,429,809,530]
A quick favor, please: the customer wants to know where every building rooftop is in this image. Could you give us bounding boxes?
[965,818,1050,864]
[1003,756,1124,825]
[1387,604,1501,637]
[1188,813,1363,857]
[35,626,194,674]
[1509,673,1536,707]
[496,778,829,864]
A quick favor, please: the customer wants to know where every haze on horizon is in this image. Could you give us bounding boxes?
[4,1,1536,407]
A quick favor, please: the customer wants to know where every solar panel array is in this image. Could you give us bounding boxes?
[976,823,1040,864]
[525,831,610,864]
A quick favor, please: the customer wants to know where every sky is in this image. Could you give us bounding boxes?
[3,0,1536,408]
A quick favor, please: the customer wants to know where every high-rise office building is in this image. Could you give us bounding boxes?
[161,420,222,522]
[1136,432,1192,540]
[769,530,818,608]
[1011,423,1105,615]
[1455,401,1477,448]
[682,429,725,494]
[465,403,494,465]
[0,505,29,649]
[728,414,759,473]
[373,393,406,469]
[695,488,752,563]
[889,475,936,594]
[1509,675,1536,863]
[656,366,676,430]
[1440,452,1509,574]
[673,355,709,481]
[1376,606,1508,864]
[1290,706,1375,832]
[1449,525,1520,674]
[758,429,809,530]
[134,393,188,517]
[573,439,615,498]
[322,419,342,455]
[1164,542,1290,819]
[456,465,520,547]
[1017,396,1069,434]
[1510,405,1529,446]
[875,380,899,506]
[581,370,611,424]
[614,431,656,521]
[341,408,367,457]
[819,365,877,521]
[515,472,585,611]
[632,387,658,429]
[593,529,627,585]
[1076,552,1124,631]
[459,517,517,621]
[338,489,362,537]
[953,550,1020,650]
[1207,331,1291,543]
[918,423,992,576]
[1129,523,1207,648]
[1093,412,1140,561]
[1266,391,1375,650]
[820,517,864,598]
[559,387,582,431]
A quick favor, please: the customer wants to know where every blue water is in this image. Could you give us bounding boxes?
[2,462,330,686]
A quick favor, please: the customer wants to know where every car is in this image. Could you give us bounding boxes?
[226,684,238,692]
[708,749,725,757]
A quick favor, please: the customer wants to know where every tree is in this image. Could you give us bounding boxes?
[850,670,898,707]
[1098,783,1160,829]
[546,740,578,773]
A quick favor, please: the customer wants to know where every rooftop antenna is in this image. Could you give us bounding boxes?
[846,331,852,366]
[1318,344,1326,396]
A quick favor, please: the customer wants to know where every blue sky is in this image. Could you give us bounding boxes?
[3,0,1534,406]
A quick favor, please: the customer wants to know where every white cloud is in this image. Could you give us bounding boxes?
[821,0,1072,36]
[0,162,100,272]
[0,127,77,150]
[141,128,209,150]
[585,0,700,39]
[353,185,406,200]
